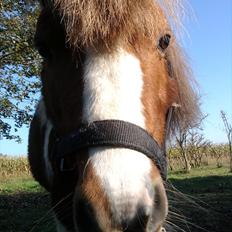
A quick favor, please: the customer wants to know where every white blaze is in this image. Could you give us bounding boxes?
[82,48,153,222]
[83,48,145,125]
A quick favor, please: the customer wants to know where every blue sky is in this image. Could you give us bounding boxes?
[0,0,232,156]
[184,0,232,143]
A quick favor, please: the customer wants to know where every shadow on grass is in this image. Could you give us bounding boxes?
[0,192,55,232]
[1,175,232,232]
[167,175,232,232]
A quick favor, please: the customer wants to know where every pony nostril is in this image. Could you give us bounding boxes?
[146,180,168,232]
[154,181,168,216]
[121,207,149,232]
[73,197,102,232]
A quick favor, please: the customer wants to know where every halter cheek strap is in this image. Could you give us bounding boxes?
[54,120,168,180]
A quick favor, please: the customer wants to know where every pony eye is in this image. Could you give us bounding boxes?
[158,34,171,51]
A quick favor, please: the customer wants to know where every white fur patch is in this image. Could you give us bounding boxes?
[82,48,153,222]
[83,48,145,125]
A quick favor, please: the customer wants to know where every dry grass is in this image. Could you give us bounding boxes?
[0,156,31,179]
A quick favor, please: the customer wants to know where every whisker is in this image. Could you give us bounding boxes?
[166,182,225,232]
[165,219,186,232]
[29,192,73,231]
[167,212,191,232]
[168,213,211,232]
[166,183,210,213]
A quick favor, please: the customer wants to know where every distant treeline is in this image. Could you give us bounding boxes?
[0,143,230,178]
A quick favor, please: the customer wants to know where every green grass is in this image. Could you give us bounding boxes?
[0,192,55,232]
[0,176,55,232]
[0,165,232,231]
[169,165,232,179]
[169,166,232,194]
[0,176,43,194]
[167,166,232,232]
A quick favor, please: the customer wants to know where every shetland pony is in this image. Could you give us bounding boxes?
[28,0,199,231]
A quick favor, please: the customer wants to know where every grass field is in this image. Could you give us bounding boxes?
[167,167,232,232]
[0,158,232,232]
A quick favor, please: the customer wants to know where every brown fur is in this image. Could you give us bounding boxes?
[52,0,179,48]
[35,8,85,136]
[143,39,200,141]
[167,43,200,133]
[123,34,199,146]
[31,1,200,230]
[150,162,168,230]
[78,164,113,231]
[28,113,51,191]
[125,37,179,145]
[46,0,200,138]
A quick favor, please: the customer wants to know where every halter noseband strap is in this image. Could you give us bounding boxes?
[54,120,167,180]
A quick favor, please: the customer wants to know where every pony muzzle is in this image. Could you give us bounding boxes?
[72,164,168,232]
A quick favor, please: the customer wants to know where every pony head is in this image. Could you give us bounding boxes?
[29,0,199,231]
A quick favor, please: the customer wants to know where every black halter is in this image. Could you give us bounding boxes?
[53,119,168,180]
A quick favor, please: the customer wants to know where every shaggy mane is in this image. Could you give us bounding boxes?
[41,0,200,135]
[51,0,186,48]
[168,43,201,134]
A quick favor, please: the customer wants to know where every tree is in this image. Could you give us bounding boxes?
[187,129,210,168]
[175,114,208,172]
[175,128,191,172]
[210,144,224,168]
[0,0,41,141]
[221,111,232,172]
